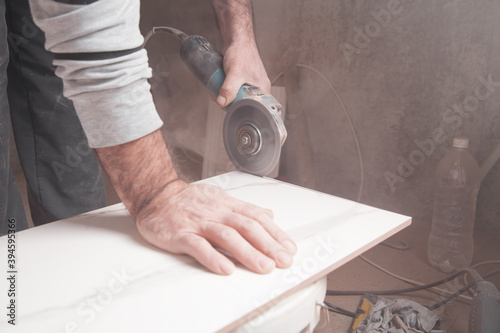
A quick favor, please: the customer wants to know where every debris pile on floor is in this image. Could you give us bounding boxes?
[354,295,445,333]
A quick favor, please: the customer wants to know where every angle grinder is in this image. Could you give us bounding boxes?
[144,27,287,176]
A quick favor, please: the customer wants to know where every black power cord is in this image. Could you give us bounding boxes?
[324,301,357,318]
[325,268,500,315]
[427,268,500,310]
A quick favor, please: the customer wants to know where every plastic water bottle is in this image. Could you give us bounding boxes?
[427,137,481,273]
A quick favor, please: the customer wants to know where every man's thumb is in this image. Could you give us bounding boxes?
[217,76,242,107]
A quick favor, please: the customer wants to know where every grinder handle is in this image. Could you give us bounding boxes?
[180,35,255,108]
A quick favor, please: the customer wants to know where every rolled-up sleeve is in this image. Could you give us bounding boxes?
[29,0,163,148]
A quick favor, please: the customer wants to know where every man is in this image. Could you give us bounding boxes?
[19,0,297,275]
[1,0,107,233]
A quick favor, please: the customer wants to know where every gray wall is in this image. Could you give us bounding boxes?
[140,0,500,235]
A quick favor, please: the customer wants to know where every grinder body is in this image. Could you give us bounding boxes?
[180,35,286,176]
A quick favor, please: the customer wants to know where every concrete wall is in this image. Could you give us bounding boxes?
[140,0,500,235]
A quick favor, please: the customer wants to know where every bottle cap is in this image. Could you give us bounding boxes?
[453,137,469,148]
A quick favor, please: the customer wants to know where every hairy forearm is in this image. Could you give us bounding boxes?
[95,130,181,218]
[211,0,255,48]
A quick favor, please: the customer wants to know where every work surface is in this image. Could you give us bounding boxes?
[0,172,411,332]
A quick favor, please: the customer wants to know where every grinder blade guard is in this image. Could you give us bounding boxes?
[145,27,288,176]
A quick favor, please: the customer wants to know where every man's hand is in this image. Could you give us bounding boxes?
[96,130,296,275]
[134,180,296,275]
[217,40,271,107]
[212,0,271,107]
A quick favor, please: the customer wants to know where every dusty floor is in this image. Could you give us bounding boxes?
[323,218,500,333]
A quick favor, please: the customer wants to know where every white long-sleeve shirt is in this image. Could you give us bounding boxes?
[29,0,163,148]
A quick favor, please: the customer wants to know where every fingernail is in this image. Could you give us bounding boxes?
[217,96,226,106]
[219,260,235,275]
[258,256,275,271]
[283,240,297,254]
[277,251,292,266]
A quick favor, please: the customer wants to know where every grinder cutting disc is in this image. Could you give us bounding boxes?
[223,99,283,176]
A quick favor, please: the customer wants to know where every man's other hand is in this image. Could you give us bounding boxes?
[135,180,296,275]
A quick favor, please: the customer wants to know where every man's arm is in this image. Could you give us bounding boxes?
[29,0,295,274]
[212,0,271,106]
